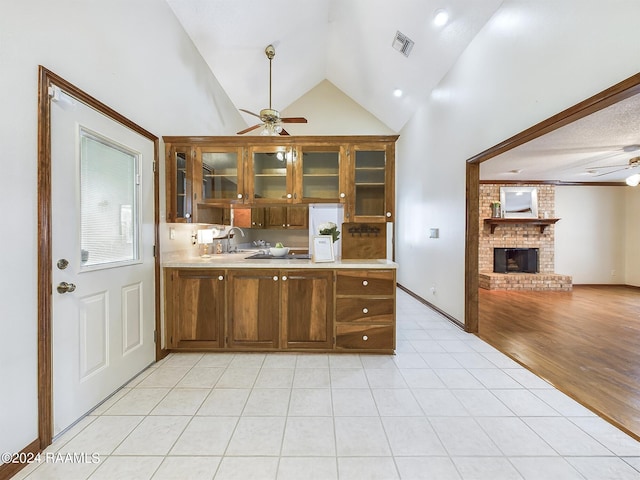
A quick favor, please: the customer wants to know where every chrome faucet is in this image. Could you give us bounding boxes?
[226,226,245,252]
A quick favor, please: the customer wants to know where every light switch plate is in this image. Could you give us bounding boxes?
[429,228,439,239]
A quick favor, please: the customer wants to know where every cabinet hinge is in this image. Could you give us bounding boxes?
[153,330,157,343]
[153,161,157,173]
[333,336,336,346]
[153,245,156,257]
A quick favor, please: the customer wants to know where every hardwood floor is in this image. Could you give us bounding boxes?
[478,285,640,440]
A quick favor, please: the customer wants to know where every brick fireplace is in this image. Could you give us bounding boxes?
[479,184,572,291]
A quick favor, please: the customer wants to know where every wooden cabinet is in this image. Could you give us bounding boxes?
[227,269,280,349]
[164,268,226,348]
[164,136,397,225]
[296,144,347,204]
[347,143,395,222]
[166,146,195,222]
[335,269,396,352]
[164,266,395,353]
[265,205,308,229]
[281,270,333,349]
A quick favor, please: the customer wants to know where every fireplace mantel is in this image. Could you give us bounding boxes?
[484,218,560,234]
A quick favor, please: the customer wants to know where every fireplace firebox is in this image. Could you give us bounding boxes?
[493,248,539,273]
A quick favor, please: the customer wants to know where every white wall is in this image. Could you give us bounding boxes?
[625,187,640,286]
[555,187,627,284]
[396,0,640,322]
[281,79,395,136]
[0,0,244,460]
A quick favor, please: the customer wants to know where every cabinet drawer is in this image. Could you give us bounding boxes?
[336,298,394,324]
[336,270,395,296]
[336,324,394,350]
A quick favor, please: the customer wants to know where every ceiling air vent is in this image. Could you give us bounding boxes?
[392,30,414,57]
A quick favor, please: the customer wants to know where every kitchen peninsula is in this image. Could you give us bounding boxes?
[163,253,397,354]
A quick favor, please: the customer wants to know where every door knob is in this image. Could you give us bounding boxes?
[57,282,76,294]
[56,259,69,270]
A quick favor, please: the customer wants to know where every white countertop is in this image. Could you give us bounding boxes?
[162,251,397,269]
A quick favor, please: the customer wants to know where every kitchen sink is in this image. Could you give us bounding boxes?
[244,252,311,260]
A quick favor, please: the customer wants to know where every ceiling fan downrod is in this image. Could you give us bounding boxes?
[265,45,275,110]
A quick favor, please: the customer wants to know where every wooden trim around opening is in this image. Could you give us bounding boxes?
[464,72,640,333]
[36,66,164,459]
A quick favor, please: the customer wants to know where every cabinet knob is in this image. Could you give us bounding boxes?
[282,275,287,281]
[218,275,224,281]
[362,335,369,341]
[273,276,278,281]
[252,222,256,225]
[287,193,292,199]
[362,280,368,286]
[386,212,391,217]
[282,224,286,227]
[340,192,346,198]
[237,193,243,199]
[185,213,191,219]
[362,308,368,314]
[287,224,291,227]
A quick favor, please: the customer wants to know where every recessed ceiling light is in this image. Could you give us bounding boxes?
[509,169,522,174]
[393,89,403,98]
[433,9,449,26]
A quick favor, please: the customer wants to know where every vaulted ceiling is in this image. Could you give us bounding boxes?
[164,1,640,184]
[165,0,503,132]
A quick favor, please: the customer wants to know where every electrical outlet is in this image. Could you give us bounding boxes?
[169,228,175,240]
[430,285,436,295]
[611,270,616,277]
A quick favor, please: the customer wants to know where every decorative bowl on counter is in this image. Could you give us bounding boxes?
[269,247,289,257]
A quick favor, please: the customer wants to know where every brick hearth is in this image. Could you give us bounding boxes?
[479,272,573,291]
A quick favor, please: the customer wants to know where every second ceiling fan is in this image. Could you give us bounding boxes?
[237,44,308,136]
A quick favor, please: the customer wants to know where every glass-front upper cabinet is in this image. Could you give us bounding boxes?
[296,145,347,203]
[167,145,194,222]
[247,146,293,204]
[195,147,245,204]
[348,143,395,222]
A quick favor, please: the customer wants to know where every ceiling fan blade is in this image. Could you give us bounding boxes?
[279,128,290,136]
[281,117,308,124]
[592,166,631,177]
[239,109,263,119]
[586,164,630,169]
[237,124,262,135]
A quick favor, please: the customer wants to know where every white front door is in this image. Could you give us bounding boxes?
[51,88,155,436]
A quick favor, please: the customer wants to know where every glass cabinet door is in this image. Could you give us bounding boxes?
[351,144,394,222]
[198,147,244,203]
[168,146,193,223]
[298,145,346,203]
[248,146,293,203]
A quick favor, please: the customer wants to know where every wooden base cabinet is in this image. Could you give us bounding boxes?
[335,269,396,352]
[164,267,395,353]
[282,270,333,350]
[165,269,226,349]
[227,269,280,349]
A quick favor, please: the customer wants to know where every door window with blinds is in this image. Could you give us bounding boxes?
[79,127,141,270]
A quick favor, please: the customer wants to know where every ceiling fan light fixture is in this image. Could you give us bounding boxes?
[625,173,640,187]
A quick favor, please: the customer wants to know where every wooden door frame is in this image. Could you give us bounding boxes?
[37,66,166,449]
[464,72,640,332]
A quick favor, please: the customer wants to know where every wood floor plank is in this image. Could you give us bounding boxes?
[478,285,640,440]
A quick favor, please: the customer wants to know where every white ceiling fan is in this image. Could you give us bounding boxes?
[236,45,308,136]
[588,155,640,177]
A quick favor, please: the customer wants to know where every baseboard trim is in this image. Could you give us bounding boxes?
[0,438,40,480]
[397,283,466,331]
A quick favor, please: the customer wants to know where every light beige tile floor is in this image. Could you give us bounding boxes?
[13,289,640,480]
